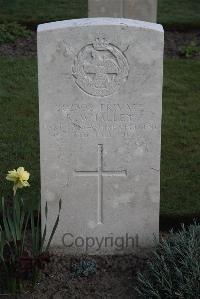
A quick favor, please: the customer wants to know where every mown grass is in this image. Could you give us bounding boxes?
[0,0,87,26]
[0,57,39,208]
[0,0,199,28]
[161,59,200,220]
[158,0,200,28]
[0,57,199,220]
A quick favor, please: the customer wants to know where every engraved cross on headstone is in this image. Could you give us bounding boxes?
[84,52,118,88]
[74,144,127,224]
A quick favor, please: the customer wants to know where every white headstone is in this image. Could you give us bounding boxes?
[38,18,164,255]
[88,0,157,23]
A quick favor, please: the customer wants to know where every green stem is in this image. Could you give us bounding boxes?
[32,267,40,287]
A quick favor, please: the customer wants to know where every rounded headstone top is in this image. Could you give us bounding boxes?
[37,18,163,33]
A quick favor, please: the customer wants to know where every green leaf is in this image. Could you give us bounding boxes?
[59,198,62,211]
[0,229,5,260]
[45,202,48,219]
[21,212,30,255]
[31,212,36,253]
[40,224,47,253]
[35,206,41,255]
[45,213,60,252]
[2,198,11,241]
[13,198,21,241]
[44,200,62,252]
[7,209,17,246]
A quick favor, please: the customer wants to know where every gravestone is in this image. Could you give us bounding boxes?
[38,18,164,255]
[88,0,157,23]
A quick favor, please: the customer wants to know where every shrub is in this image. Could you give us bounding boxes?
[136,223,200,299]
[0,23,31,44]
[180,41,200,58]
[71,259,97,277]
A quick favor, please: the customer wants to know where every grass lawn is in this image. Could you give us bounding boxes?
[0,57,199,223]
[161,59,200,225]
[0,0,88,26]
[158,0,200,28]
[0,57,39,208]
[0,0,199,28]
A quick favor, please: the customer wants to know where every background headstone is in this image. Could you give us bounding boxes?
[88,0,157,23]
[38,18,164,255]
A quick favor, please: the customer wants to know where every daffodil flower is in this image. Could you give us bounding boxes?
[6,167,30,196]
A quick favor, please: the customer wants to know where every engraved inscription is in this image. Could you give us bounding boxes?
[53,103,159,139]
[74,144,127,224]
[72,37,129,97]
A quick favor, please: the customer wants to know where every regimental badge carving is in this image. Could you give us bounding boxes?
[72,37,129,97]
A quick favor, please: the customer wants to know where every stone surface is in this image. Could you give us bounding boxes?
[89,0,123,19]
[38,18,164,255]
[88,0,157,23]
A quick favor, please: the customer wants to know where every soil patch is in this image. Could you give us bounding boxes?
[17,254,148,298]
[0,32,36,57]
[165,29,200,58]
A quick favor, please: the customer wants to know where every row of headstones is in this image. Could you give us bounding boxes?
[89,0,157,23]
[38,2,164,255]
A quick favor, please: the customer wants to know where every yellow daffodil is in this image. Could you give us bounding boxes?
[6,167,30,196]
